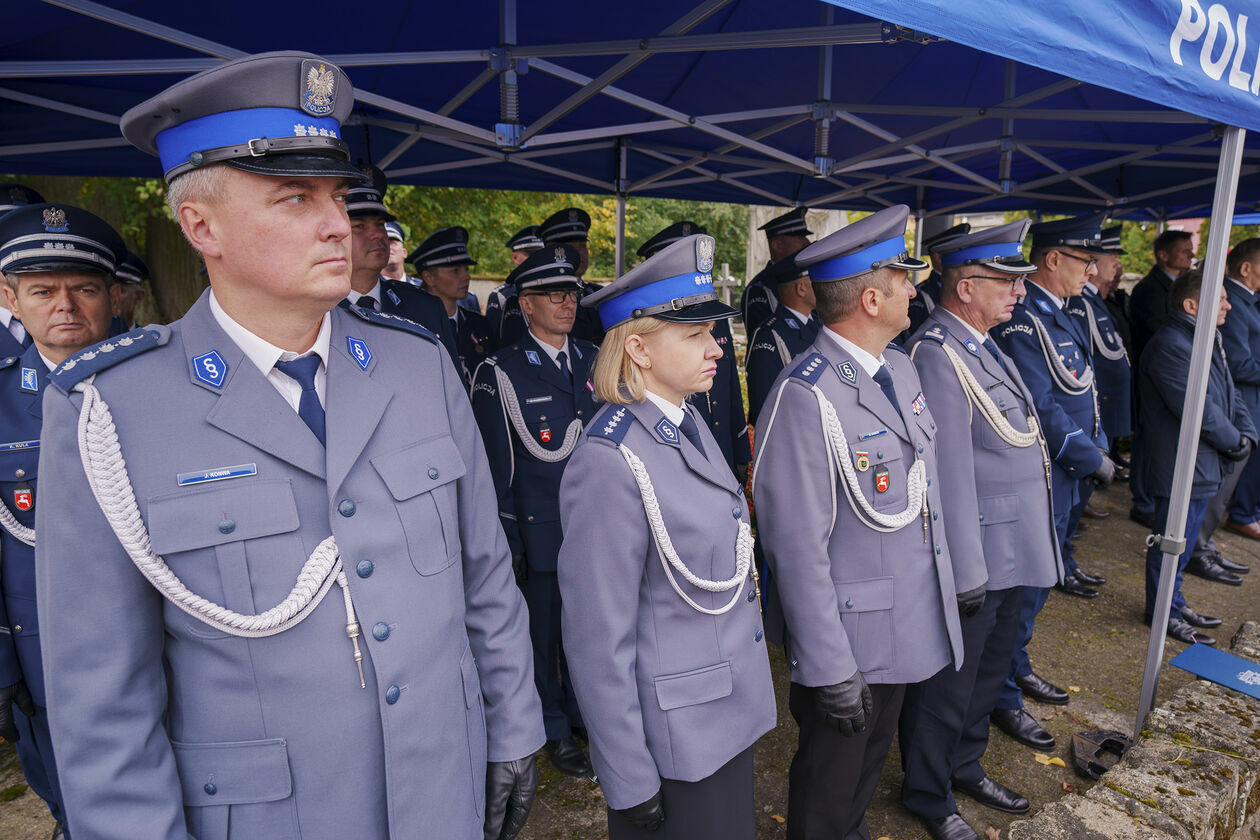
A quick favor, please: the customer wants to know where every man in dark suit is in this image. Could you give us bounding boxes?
[1138,269,1255,645]
[1128,229,1195,525]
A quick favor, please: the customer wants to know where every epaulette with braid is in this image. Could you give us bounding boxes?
[50,326,171,392]
[344,305,437,343]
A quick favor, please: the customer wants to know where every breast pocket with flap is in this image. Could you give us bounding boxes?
[372,436,468,574]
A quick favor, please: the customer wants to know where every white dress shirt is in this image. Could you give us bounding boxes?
[645,389,685,425]
[821,326,886,378]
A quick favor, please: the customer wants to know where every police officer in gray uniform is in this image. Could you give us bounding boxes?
[36,51,544,840]
[753,205,969,840]
[558,233,775,840]
[902,221,1063,840]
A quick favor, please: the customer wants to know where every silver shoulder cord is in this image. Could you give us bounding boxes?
[1083,301,1129,362]
[0,501,35,547]
[71,379,366,688]
[616,442,757,615]
[493,365,582,462]
[1028,314,1102,436]
[772,331,792,368]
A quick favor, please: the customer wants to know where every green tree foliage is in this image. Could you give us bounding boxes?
[1195,219,1260,263]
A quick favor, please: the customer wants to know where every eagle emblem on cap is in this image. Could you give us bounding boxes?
[682,223,692,234]
[42,207,69,233]
[696,237,714,273]
[568,210,579,222]
[554,247,566,262]
[301,61,336,116]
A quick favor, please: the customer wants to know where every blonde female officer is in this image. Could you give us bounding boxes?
[557,234,776,840]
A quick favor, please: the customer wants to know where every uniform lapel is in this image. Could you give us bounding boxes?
[819,334,911,443]
[18,344,44,421]
[325,309,393,494]
[185,296,328,480]
[629,399,735,493]
[523,332,574,396]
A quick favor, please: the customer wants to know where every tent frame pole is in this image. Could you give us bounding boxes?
[1134,124,1246,736]
[615,139,628,278]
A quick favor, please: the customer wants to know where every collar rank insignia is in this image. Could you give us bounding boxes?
[854,450,870,472]
[191,350,228,388]
[20,367,37,392]
[42,206,69,233]
[525,350,541,366]
[912,392,927,415]
[301,60,336,116]
[963,338,980,356]
[838,360,858,384]
[1036,299,1053,314]
[654,416,680,446]
[386,287,401,306]
[347,336,372,370]
[786,318,799,329]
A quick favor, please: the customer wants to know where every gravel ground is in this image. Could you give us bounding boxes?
[3,479,1255,839]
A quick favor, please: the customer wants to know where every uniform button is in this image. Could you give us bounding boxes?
[926,477,932,486]
[357,560,374,578]
[932,511,939,521]
[876,450,884,459]
[385,684,401,705]
[979,514,985,522]
[732,506,742,519]
[844,598,854,609]
[218,520,236,535]
[754,629,764,642]
[12,625,21,634]
[338,499,356,517]
[527,515,535,522]
[917,444,924,454]
[935,545,942,555]
[428,467,440,480]
[372,622,390,641]
[14,469,24,479]
[747,589,756,603]
[203,783,217,796]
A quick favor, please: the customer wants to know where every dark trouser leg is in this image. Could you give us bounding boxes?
[788,681,906,840]
[1227,449,1260,526]
[608,746,755,840]
[900,594,1000,819]
[1196,451,1248,557]
[1062,481,1093,577]
[1131,429,1154,515]
[522,571,572,741]
[13,704,67,827]
[953,587,1024,788]
[1145,496,1211,622]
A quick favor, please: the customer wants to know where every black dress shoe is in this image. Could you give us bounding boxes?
[952,775,1031,814]
[1114,465,1131,482]
[1015,672,1069,706]
[1129,507,1153,527]
[1165,618,1216,646]
[1111,452,1131,469]
[990,707,1056,750]
[544,736,593,777]
[1073,567,1107,586]
[1083,502,1111,519]
[1179,607,1223,628]
[1185,556,1244,586]
[922,813,981,840]
[1216,555,1251,574]
[1055,573,1099,599]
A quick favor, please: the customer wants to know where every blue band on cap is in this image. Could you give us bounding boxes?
[941,241,1024,267]
[808,235,907,282]
[155,107,341,174]
[598,271,714,329]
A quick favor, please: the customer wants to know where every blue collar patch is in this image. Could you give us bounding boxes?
[346,336,372,370]
[785,318,799,329]
[654,416,681,446]
[177,463,257,486]
[386,287,401,306]
[963,338,980,357]
[1036,299,1053,314]
[525,349,541,366]
[838,360,858,385]
[191,350,228,388]
[20,367,37,392]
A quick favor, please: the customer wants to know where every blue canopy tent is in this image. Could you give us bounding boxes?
[2,0,1258,726]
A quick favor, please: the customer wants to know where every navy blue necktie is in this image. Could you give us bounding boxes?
[557,350,571,381]
[679,412,707,458]
[983,337,1010,376]
[359,296,378,311]
[872,365,901,413]
[275,356,326,445]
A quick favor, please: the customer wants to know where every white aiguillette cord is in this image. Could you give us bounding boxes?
[0,500,35,547]
[617,443,757,615]
[494,365,582,461]
[71,380,366,688]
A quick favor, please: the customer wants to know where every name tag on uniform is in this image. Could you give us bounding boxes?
[858,429,887,441]
[0,439,38,453]
[525,396,552,404]
[177,463,258,486]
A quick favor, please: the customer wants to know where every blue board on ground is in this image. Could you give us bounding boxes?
[1169,643,1260,701]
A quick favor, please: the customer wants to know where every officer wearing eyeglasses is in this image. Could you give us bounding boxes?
[470,245,599,781]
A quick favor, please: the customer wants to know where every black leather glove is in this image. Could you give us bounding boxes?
[957,585,986,618]
[612,789,665,832]
[814,671,875,736]
[0,682,34,743]
[1224,436,1255,463]
[1086,453,1116,488]
[511,554,527,587]
[484,756,537,840]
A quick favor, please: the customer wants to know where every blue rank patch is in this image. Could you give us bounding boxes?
[654,417,680,446]
[912,392,927,415]
[1170,642,1260,701]
[51,327,169,391]
[838,360,858,384]
[386,287,401,306]
[0,439,38,453]
[1036,299,1053,314]
[191,350,228,388]
[786,318,799,329]
[347,336,372,370]
[525,350,541,366]
[790,352,827,382]
[20,368,37,392]
[591,404,630,444]
[177,463,257,487]
[963,338,980,357]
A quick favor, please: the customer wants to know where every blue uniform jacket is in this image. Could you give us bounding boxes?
[0,319,28,359]
[686,317,750,473]
[378,278,461,374]
[992,281,1105,515]
[903,270,942,341]
[470,333,598,571]
[0,345,46,694]
[1129,266,1175,364]
[1067,287,1133,439]
[739,262,778,336]
[1138,313,1257,499]
[745,304,819,426]
[485,282,528,348]
[1220,277,1260,426]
